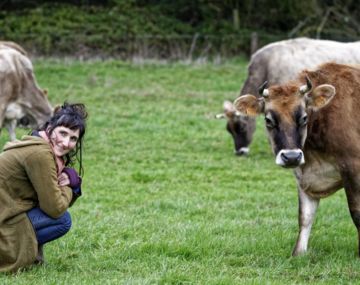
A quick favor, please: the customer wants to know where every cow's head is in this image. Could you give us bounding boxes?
[18,85,53,129]
[233,78,336,167]
[216,100,256,155]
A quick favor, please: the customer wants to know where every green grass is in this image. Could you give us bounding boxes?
[1,58,359,284]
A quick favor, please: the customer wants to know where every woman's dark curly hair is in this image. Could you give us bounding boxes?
[39,102,88,176]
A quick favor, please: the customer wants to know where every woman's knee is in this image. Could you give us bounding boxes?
[58,211,72,234]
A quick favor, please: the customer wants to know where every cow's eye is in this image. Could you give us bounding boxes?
[265,116,276,129]
[298,114,308,127]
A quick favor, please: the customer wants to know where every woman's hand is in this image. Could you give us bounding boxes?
[58,172,70,186]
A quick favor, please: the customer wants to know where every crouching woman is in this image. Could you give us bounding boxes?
[0,103,88,272]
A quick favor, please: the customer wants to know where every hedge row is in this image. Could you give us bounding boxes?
[0,4,285,59]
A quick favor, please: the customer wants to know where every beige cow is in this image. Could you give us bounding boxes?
[0,41,52,140]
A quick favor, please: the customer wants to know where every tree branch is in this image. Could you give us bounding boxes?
[316,8,332,39]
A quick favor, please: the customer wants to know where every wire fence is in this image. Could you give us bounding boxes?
[18,32,286,60]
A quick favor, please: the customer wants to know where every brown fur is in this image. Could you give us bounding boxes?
[265,63,360,156]
[282,63,360,255]
[266,85,303,124]
[301,63,360,156]
[236,62,360,256]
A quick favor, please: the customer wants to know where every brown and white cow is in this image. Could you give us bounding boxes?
[220,38,360,156]
[233,62,360,256]
[0,41,52,140]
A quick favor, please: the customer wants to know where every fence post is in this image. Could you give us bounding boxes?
[188,33,199,61]
[250,32,258,55]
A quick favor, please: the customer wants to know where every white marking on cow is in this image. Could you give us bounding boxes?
[298,153,342,198]
[275,149,305,166]
[235,147,249,155]
[4,102,25,141]
[262,89,269,97]
[299,84,309,94]
[240,147,249,154]
[292,187,319,255]
[5,102,24,120]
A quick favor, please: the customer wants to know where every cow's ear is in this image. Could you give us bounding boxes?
[215,113,226,119]
[233,95,264,116]
[215,100,235,119]
[223,100,235,112]
[53,104,62,114]
[223,100,239,118]
[306,84,335,110]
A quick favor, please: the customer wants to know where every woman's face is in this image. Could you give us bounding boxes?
[49,126,80,157]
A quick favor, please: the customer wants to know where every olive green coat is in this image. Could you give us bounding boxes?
[0,136,73,273]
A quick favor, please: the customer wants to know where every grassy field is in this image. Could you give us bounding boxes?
[1,58,359,284]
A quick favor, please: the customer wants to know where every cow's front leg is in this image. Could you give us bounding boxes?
[292,187,320,256]
[6,119,17,141]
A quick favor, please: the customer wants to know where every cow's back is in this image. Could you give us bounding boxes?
[268,38,360,83]
[0,41,27,56]
[242,38,360,95]
[0,45,33,79]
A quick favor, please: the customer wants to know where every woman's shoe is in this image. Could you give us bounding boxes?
[35,244,45,264]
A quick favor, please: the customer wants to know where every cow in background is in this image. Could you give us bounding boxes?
[0,41,52,140]
[234,62,360,256]
[218,37,360,155]
[215,101,254,155]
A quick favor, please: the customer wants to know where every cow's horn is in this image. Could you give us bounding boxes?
[299,75,312,95]
[258,81,269,98]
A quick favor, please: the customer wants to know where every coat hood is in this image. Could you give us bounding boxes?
[3,135,50,151]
